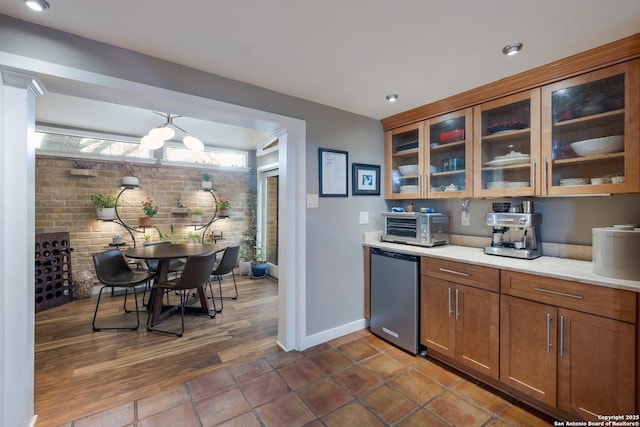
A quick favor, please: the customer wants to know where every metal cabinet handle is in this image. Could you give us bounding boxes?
[533,159,537,193]
[560,315,565,357]
[439,268,470,277]
[533,287,583,300]
[447,288,453,318]
[546,313,552,353]
[455,289,460,320]
[543,157,547,192]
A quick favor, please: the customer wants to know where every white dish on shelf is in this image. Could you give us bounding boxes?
[570,135,624,157]
[485,156,531,167]
[398,164,419,175]
[559,178,590,186]
[399,185,419,193]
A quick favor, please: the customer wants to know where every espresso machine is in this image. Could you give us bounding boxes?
[485,201,542,259]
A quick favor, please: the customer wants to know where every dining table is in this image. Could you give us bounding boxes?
[124,243,224,326]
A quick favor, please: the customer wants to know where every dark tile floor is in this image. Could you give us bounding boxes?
[63,330,551,426]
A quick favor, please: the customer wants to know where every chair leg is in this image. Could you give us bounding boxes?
[206,280,218,315]
[230,270,238,300]
[93,286,140,332]
[146,290,185,337]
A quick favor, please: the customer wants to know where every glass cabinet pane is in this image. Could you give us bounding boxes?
[426,109,472,198]
[474,90,539,196]
[543,64,633,194]
[386,123,422,198]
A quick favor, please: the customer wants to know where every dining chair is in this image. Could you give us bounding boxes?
[146,250,218,337]
[91,249,157,331]
[208,245,240,313]
[142,241,185,306]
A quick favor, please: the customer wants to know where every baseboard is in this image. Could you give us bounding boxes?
[301,318,368,350]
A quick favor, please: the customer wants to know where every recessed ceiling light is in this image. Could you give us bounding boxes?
[386,94,398,102]
[25,0,50,11]
[502,42,523,56]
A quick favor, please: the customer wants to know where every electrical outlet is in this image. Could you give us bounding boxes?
[461,211,470,226]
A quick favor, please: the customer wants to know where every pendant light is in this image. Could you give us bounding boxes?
[140,113,205,151]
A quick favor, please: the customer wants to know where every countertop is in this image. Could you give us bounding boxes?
[363,238,640,293]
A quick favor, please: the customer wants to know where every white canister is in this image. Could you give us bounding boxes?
[592,227,640,281]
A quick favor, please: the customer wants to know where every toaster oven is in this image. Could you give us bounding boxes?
[381,212,450,247]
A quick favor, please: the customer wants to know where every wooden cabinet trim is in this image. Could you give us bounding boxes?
[382,33,640,131]
[501,270,637,323]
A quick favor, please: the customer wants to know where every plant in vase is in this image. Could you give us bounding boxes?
[111,233,123,245]
[156,225,177,244]
[216,199,231,217]
[201,172,212,190]
[121,158,139,187]
[251,245,268,278]
[140,197,157,227]
[239,190,257,275]
[186,231,202,243]
[190,208,204,224]
[90,193,120,220]
[141,234,151,242]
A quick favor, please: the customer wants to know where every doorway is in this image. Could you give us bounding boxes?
[259,168,279,279]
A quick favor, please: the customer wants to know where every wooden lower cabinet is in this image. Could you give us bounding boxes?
[421,276,500,380]
[557,308,635,419]
[500,295,557,406]
[501,294,636,419]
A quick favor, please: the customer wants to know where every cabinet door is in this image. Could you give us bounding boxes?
[425,108,473,198]
[541,60,640,195]
[421,277,455,358]
[474,89,541,197]
[557,308,635,419]
[500,295,557,406]
[385,122,424,199]
[455,284,500,379]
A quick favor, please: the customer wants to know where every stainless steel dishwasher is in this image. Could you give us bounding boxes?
[370,247,419,354]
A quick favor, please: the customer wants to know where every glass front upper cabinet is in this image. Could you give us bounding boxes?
[425,108,473,198]
[473,89,541,197]
[385,122,424,199]
[541,61,639,195]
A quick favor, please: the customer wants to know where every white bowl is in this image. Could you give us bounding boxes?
[398,164,419,176]
[571,135,624,157]
[591,177,612,185]
[612,176,625,184]
[399,185,419,193]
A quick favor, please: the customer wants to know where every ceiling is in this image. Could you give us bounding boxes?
[1,1,639,148]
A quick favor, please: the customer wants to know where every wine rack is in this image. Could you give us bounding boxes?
[35,232,74,312]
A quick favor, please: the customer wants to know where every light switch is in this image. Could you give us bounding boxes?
[306,194,319,208]
[359,211,369,224]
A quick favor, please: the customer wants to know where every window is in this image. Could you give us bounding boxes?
[165,145,248,168]
[35,130,152,159]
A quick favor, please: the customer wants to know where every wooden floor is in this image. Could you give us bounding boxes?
[34,274,279,427]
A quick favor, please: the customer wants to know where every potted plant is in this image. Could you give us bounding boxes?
[140,197,157,227]
[201,172,212,190]
[186,231,202,243]
[141,234,151,242]
[90,193,119,220]
[190,208,204,224]
[111,233,123,245]
[251,245,268,278]
[240,191,257,275]
[216,199,231,217]
[121,159,139,187]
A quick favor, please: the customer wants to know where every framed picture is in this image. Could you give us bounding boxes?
[352,163,380,195]
[319,148,348,197]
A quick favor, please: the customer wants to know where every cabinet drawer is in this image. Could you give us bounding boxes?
[501,270,636,323]
[422,257,499,292]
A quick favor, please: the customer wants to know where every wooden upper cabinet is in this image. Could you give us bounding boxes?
[385,122,424,199]
[424,108,473,198]
[473,89,541,197]
[541,60,640,195]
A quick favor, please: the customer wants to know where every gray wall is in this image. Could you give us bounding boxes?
[0,15,387,338]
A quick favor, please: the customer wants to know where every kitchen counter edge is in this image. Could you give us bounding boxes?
[364,241,640,293]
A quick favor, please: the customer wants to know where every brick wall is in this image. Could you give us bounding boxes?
[35,155,254,283]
